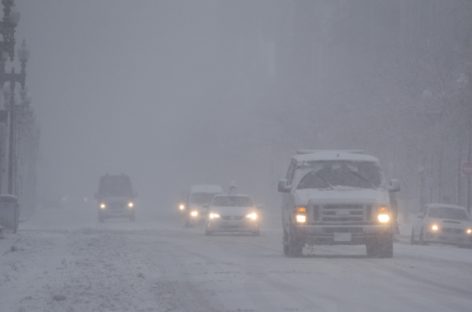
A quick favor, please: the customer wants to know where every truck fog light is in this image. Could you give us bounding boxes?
[377,213,391,224]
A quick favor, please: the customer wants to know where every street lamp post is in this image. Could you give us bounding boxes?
[4,40,27,195]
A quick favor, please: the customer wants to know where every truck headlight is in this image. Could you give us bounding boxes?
[99,202,107,209]
[430,223,440,232]
[377,213,391,224]
[295,206,307,224]
[128,201,135,208]
[466,228,472,235]
[209,212,221,220]
[376,206,391,224]
[178,203,186,211]
[245,212,258,221]
[190,210,199,218]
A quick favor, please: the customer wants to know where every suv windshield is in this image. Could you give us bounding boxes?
[98,175,133,197]
[212,196,253,207]
[297,161,382,190]
[190,193,217,205]
[428,207,469,220]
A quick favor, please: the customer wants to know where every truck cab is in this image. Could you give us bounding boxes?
[278,150,399,258]
[95,174,136,222]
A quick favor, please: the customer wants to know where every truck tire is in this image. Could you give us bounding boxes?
[410,229,417,245]
[366,235,393,258]
[283,231,303,257]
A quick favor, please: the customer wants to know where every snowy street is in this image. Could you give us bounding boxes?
[1,207,472,312]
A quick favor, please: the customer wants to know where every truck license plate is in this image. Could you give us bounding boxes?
[334,233,352,242]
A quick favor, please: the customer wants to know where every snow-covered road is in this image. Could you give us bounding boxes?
[1,207,472,312]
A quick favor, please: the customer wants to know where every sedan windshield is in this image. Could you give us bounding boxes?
[212,196,253,207]
[297,161,382,190]
[428,207,469,220]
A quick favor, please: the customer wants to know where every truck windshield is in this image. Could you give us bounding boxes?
[297,161,382,189]
[190,193,217,205]
[428,207,469,220]
[212,196,253,207]
[98,176,133,197]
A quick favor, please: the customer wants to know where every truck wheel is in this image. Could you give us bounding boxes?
[285,233,303,257]
[410,229,417,245]
[367,235,393,258]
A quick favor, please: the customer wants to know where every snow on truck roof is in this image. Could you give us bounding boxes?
[293,150,379,163]
[190,185,223,193]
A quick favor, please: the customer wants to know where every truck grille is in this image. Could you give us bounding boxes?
[316,204,370,223]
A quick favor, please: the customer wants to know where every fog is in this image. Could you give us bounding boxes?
[15,0,472,212]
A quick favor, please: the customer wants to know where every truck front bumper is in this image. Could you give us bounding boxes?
[293,224,392,245]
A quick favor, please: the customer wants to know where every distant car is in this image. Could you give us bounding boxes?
[184,184,223,227]
[95,174,137,222]
[205,194,261,235]
[411,203,472,246]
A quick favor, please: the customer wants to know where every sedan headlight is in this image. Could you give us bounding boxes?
[245,212,258,221]
[128,201,135,208]
[99,202,107,209]
[190,210,199,218]
[209,212,221,220]
[430,223,440,232]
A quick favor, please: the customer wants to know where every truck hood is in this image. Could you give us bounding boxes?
[293,188,389,206]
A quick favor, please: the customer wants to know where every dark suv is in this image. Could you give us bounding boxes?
[95,174,136,222]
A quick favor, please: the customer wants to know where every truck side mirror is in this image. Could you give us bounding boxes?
[388,179,400,193]
[278,179,290,193]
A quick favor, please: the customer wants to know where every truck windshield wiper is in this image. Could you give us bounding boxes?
[314,172,335,190]
[345,169,375,189]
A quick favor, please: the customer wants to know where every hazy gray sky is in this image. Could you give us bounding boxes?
[13,1,472,209]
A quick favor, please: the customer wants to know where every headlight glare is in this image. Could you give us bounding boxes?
[128,201,134,208]
[295,214,307,224]
[209,212,221,220]
[466,228,472,235]
[246,212,258,221]
[178,203,186,211]
[99,202,107,209]
[377,213,391,224]
[190,210,199,218]
[431,223,440,232]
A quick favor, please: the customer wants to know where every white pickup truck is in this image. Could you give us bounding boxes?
[278,150,400,258]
